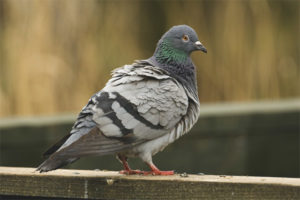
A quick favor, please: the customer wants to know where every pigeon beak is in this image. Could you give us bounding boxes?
[195,41,207,53]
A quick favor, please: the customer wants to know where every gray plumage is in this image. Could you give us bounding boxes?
[37,25,207,174]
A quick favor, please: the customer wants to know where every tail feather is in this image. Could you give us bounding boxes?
[37,155,78,173]
[37,127,143,172]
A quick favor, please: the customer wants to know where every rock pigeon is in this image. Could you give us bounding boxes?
[37,25,207,175]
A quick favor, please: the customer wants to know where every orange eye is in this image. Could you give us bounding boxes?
[182,35,189,42]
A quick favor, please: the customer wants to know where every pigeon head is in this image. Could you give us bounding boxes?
[153,25,207,66]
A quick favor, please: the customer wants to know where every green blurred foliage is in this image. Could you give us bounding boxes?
[0,0,299,117]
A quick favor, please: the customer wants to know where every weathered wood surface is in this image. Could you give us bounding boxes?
[1,167,300,200]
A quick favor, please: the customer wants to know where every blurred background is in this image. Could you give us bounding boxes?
[0,0,299,177]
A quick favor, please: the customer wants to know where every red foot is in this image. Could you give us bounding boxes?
[119,169,174,175]
[147,163,174,175]
[119,169,144,175]
[151,170,174,175]
[118,154,174,176]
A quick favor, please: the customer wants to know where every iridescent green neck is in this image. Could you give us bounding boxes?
[155,40,188,65]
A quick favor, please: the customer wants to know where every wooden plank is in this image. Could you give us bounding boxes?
[1,167,300,200]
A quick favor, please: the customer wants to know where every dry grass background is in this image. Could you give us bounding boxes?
[0,0,299,117]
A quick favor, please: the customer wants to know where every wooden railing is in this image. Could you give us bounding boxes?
[1,167,300,199]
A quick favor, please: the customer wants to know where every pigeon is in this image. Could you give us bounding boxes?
[37,25,207,175]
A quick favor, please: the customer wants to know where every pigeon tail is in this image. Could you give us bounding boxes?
[37,154,78,173]
[37,127,141,172]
